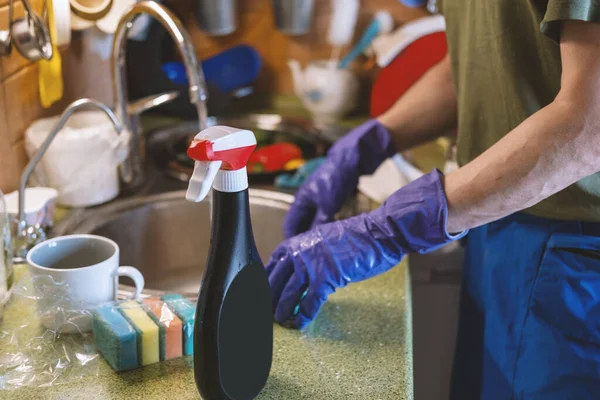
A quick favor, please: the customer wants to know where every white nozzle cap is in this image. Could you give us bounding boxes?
[213,167,249,193]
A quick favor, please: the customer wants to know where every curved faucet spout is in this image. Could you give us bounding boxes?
[111,1,208,185]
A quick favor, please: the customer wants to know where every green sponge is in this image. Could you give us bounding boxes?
[161,294,195,355]
[144,302,166,361]
[92,305,138,372]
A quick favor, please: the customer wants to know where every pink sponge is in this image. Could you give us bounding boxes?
[143,297,183,360]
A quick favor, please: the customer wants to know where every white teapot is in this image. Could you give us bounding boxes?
[288,59,359,123]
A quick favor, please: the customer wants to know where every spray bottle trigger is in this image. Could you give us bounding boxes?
[185,160,223,202]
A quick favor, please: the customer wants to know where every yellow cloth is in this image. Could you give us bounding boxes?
[38,0,63,108]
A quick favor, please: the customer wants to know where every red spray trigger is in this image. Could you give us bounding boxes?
[187,139,256,170]
[186,126,257,202]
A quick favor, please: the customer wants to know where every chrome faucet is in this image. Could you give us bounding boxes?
[111,1,208,189]
[13,99,128,262]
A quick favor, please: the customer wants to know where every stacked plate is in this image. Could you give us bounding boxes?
[70,0,135,34]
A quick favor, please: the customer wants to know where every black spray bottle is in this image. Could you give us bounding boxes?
[186,126,273,399]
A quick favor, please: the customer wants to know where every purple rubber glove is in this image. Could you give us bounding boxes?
[283,119,396,239]
[267,170,466,329]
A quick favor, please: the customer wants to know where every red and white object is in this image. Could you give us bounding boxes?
[370,15,447,117]
[360,16,447,201]
[371,15,445,68]
[186,126,257,202]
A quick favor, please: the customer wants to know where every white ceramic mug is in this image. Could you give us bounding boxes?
[26,234,144,333]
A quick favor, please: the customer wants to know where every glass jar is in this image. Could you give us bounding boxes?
[0,189,13,319]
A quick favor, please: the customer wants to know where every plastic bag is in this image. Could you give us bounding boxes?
[0,190,12,321]
[0,271,99,389]
[25,111,129,207]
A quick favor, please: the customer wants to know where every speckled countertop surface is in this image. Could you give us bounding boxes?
[1,261,412,400]
[1,103,420,399]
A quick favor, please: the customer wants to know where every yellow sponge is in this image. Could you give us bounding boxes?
[119,301,160,366]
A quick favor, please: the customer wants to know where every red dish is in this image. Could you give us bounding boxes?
[248,142,303,173]
[370,32,448,117]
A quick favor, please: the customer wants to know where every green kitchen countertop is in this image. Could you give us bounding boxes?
[1,100,425,399]
[2,261,412,400]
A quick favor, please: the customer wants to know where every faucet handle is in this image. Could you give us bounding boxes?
[13,221,46,263]
[127,91,179,116]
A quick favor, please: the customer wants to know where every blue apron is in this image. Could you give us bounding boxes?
[450,212,600,399]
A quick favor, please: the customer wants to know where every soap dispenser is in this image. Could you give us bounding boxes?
[186,126,273,400]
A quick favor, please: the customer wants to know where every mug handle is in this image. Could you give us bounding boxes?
[117,266,145,300]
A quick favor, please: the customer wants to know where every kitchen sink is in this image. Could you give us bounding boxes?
[52,189,294,298]
[50,113,342,298]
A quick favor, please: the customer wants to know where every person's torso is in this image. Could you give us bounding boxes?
[440,0,600,221]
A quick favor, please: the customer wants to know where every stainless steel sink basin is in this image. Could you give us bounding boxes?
[52,189,294,298]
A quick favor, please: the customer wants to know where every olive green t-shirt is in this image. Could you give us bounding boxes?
[439,0,600,221]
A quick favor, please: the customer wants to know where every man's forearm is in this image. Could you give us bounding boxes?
[377,54,458,152]
[444,98,599,232]
[444,20,600,233]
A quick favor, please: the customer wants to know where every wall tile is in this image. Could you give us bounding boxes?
[0,0,429,190]
[12,138,27,174]
[0,78,7,137]
[4,64,43,145]
[0,139,26,193]
[0,130,18,193]
[0,0,44,80]
[0,28,112,192]
[171,0,428,94]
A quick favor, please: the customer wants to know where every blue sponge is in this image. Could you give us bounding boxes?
[161,294,195,356]
[92,305,138,371]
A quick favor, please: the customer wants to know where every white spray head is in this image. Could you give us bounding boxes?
[185,126,257,202]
